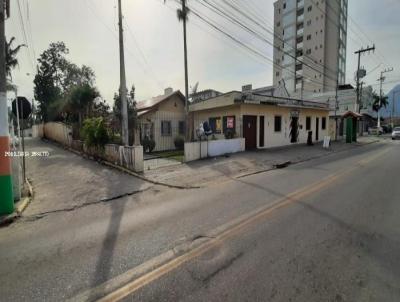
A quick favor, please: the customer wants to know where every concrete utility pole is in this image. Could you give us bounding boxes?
[118,0,129,146]
[377,67,394,129]
[181,0,190,142]
[0,0,14,214]
[355,45,375,113]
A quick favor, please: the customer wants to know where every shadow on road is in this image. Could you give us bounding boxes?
[88,195,128,301]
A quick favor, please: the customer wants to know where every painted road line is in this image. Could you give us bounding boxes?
[68,147,390,302]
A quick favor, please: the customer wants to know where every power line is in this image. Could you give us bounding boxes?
[84,0,163,90]
[16,0,35,70]
[195,0,338,89]
[183,2,337,91]
[124,22,164,90]
[226,0,338,79]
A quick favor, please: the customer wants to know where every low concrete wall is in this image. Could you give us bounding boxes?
[185,138,245,162]
[43,122,72,146]
[40,122,144,173]
[32,124,44,138]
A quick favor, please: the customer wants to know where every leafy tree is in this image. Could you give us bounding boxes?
[5,37,26,80]
[34,42,68,121]
[372,91,389,112]
[80,117,109,149]
[65,84,100,126]
[112,85,137,144]
[34,42,98,122]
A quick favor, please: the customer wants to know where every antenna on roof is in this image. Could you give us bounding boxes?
[191,82,199,95]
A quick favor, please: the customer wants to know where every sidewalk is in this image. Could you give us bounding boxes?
[144,136,379,187]
[22,138,152,217]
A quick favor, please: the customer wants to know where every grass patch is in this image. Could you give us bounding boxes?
[152,150,184,162]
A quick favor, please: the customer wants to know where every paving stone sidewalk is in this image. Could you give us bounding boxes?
[144,137,379,187]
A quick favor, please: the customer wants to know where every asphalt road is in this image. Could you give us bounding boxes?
[0,139,399,302]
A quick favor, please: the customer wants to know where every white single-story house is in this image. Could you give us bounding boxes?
[189,90,330,150]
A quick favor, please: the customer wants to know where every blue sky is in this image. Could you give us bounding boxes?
[6,0,400,105]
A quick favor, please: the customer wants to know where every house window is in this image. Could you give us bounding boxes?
[306,117,311,130]
[223,116,236,134]
[209,117,222,134]
[161,121,172,136]
[178,121,185,135]
[274,116,282,132]
[322,117,326,130]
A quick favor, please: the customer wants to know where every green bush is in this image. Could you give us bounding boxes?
[224,129,235,139]
[142,136,156,153]
[174,136,185,150]
[81,117,109,149]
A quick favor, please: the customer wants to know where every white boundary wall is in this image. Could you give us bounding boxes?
[185,138,245,162]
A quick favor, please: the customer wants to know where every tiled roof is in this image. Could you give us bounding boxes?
[136,90,184,111]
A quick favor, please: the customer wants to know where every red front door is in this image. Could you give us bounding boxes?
[243,115,257,150]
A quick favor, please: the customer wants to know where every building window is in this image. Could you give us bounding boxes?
[178,121,185,135]
[209,117,222,134]
[223,116,236,134]
[307,34,311,40]
[307,5,312,12]
[307,20,312,26]
[274,116,282,132]
[322,117,326,130]
[276,71,280,77]
[161,121,172,136]
[306,49,312,55]
[306,117,311,130]
[283,3,286,9]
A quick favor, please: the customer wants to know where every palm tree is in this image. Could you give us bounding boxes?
[372,91,389,112]
[5,37,26,81]
[164,0,191,141]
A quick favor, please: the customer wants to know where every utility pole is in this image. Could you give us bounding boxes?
[0,0,14,214]
[377,67,394,129]
[118,0,129,146]
[181,0,190,142]
[355,45,375,113]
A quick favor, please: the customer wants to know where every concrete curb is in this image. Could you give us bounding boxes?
[0,178,34,227]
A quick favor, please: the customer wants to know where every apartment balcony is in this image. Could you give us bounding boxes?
[296,42,303,49]
[297,14,304,23]
[297,0,304,9]
[297,27,304,36]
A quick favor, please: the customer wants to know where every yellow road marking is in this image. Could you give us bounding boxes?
[97,147,390,302]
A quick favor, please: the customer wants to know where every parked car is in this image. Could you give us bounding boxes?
[392,127,400,140]
[382,125,392,133]
[368,126,383,135]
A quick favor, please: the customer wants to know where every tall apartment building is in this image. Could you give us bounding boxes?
[273,0,348,96]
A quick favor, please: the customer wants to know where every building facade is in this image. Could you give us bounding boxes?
[190,91,330,150]
[273,0,348,96]
[137,89,186,152]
